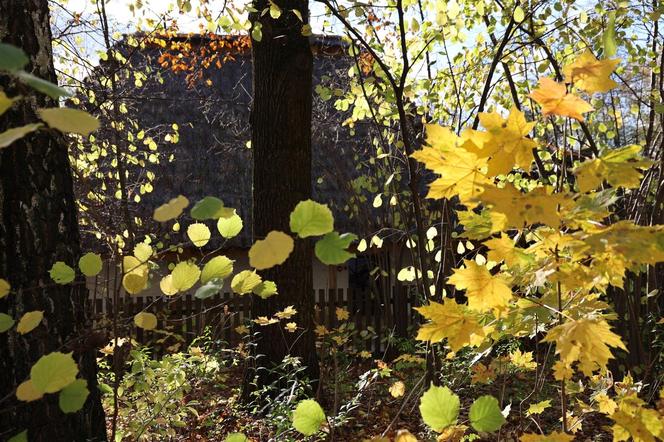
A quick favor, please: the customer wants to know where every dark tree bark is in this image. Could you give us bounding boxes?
[244,0,319,395]
[0,0,107,440]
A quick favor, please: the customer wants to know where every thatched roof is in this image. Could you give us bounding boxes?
[76,34,391,251]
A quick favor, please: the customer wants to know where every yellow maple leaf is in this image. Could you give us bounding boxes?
[574,144,652,193]
[484,233,532,268]
[529,77,594,121]
[509,349,537,370]
[471,107,537,175]
[447,260,512,312]
[415,299,484,351]
[563,50,620,93]
[478,184,567,229]
[526,400,552,416]
[471,362,496,384]
[520,432,574,442]
[412,126,489,206]
[543,318,626,376]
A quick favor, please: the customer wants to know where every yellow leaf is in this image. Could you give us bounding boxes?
[447,260,512,312]
[529,77,594,121]
[520,432,574,442]
[134,312,157,330]
[509,349,537,370]
[0,278,10,298]
[122,255,148,295]
[526,400,551,416]
[200,255,234,284]
[159,274,178,296]
[543,318,626,376]
[187,222,211,247]
[231,270,262,295]
[472,107,537,175]
[16,380,44,402]
[37,108,99,135]
[133,243,153,263]
[153,195,189,222]
[563,50,620,93]
[0,90,17,116]
[171,261,201,291]
[478,184,567,229]
[574,145,652,193]
[248,230,294,270]
[484,233,532,268]
[17,311,43,335]
[595,392,617,414]
[395,429,418,442]
[389,381,406,398]
[415,299,484,351]
[437,424,467,442]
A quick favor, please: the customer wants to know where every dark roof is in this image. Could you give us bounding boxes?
[75,33,393,252]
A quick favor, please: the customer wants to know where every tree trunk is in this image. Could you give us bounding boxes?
[244,0,319,396]
[0,0,107,440]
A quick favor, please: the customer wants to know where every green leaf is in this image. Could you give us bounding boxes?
[0,43,28,72]
[7,430,27,442]
[419,384,460,432]
[252,22,263,42]
[603,11,618,57]
[217,211,243,238]
[292,399,326,436]
[31,352,79,393]
[224,434,248,442]
[38,108,99,135]
[49,261,76,284]
[200,255,234,283]
[58,379,89,413]
[314,232,357,265]
[79,252,103,277]
[16,71,71,99]
[469,395,506,432]
[0,123,42,149]
[289,200,334,238]
[0,313,15,332]
[252,280,278,298]
[191,196,233,220]
[194,278,224,299]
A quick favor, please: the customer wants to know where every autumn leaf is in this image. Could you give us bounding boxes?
[529,77,594,121]
[563,50,620,93]
[484,233,533,268]
[478,184,568,229]
[543,317,626,376]
[471,107,537,175]
[574,144,652,193]
[415,299,485,351]
[447,260,512,312]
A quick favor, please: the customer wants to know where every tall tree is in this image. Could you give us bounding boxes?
[245,0,319,394]
[0,0,107,439]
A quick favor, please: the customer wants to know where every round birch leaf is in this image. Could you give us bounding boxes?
[0,313,15,332]
[248,230,294,270]
[38,108,99,135]
[171,261,201,291]
[16,380,43,402]
[289,200,334,238]
[0,278,10,298]
[159,274,178,296]
[194,278,224,300]
[133,243,153,263]
[134,312,157,330]
[314,232,357,265]
[187,223,211,247]
[16,311,43,335]
[469,395,505,432]
[200,256,234,284]
[49,261,75,285]
[292,399,326,436]
[153,195,189,222]
[58,379,89,413]
[217,212,243,239]
[30,352,79,393]
[191,196,233,220]
[419,384,460,432]
[78,253,102,277]
[252,280,278,299]
[231,270,262,295]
